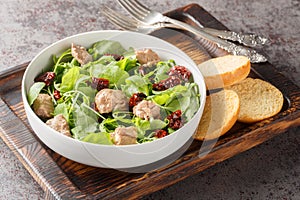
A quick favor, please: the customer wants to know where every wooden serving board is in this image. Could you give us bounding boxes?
[1,4,300,199]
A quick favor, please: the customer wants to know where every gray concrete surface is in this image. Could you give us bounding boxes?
[0,0,299,199]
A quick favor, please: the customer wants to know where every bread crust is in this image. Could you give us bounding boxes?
[194,89,240,141]
[198,55,251,90]
[227,78,284,123]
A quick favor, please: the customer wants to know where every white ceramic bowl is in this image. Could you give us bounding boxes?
[22,30,206,171]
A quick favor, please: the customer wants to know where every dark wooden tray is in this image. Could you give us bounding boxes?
[1,4,300,200]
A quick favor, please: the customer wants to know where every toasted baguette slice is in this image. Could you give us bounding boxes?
[198,55,251,90]
[227,78,284,123]
[194,89,240,141]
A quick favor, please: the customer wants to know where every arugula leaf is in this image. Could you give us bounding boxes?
[54,102,70,123]
[53,63,70,85]
[85,58,129,87]
[154,60,175,82]
[168,127,176,134]
[165,83,200,120]
[117,48,137,72]
[164,96,190,113]
[184,83,200,121]
[164,87,190,109]
[112,112,134,125]
[71,104,99,140]
[148,85,187,106]
[117,57,137,72]
[149,118,168,130]
[134,117,167,138]
[99,118,118,133]
[53,49,73,72]
[75,75,97,102]
[27,82,46,105]
[134,117,150,134]
[82,132,113,145]
[99,115,134,133]
[83,56,114,76]
[148,83,200,120]
[77,86,97,101]
[100,64,129,87]
[59,66,80,93]
[150,93,170,105]
[134,117,168,144]
[88,40,127,60]
[122,75,151,97]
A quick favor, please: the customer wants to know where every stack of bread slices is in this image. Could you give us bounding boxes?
[194,55,284,141]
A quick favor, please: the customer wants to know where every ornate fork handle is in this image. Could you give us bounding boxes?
[163,16,267,63]
[203,28,268,48]
[181,13,268,47]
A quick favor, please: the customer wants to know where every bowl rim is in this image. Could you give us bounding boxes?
[21,30,206,150]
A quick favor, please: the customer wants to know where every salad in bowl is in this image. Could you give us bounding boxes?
[22,31,206,169]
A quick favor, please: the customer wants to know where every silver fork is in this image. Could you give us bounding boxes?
[116,0,267,63]
[103,6,229,58]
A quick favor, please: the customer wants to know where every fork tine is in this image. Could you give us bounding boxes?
[117,0,143,18]
[101,6,138,31]
[117,0,148,21]
[103,6,138,26]
[127,0,150,13]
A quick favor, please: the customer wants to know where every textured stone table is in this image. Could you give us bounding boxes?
[0,0,299,199]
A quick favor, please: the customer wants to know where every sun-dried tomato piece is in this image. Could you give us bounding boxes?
[168,66,191,82]
[91,77,109,91]
[152,76,181,91]
[163,76,181,88]
[129,93,147,110]
[167,110,184,130]
[152,82,166,91]
[154,129,168,138]
[34,72,55,86]
[53,90,61,100]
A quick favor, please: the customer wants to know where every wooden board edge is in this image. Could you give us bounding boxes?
[0,97,87,199]
[0,61,29,79]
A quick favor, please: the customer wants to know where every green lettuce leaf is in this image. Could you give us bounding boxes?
[84,58,129,87]
[134,117,168,144]
[154,60,175,82]
[54,102,70,123]
[99,118,118,133]
[27,82,46,106]
[99,115,134,133]
[117,57,137,72]
[121,75,151,97]
[147,83,200,120]
[117,48,137,72]
[59,66,80,93]
[148,84,187,106]
[184,83,200,121]
[71,104,99,140]
[88,40,127,60]
[82,132,113,145]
